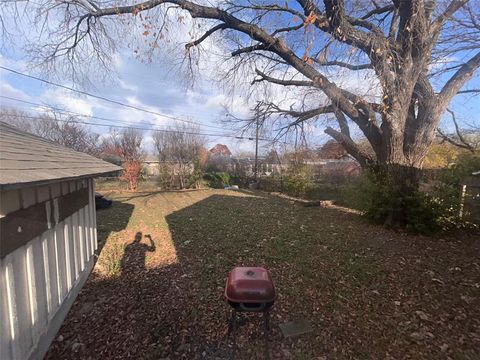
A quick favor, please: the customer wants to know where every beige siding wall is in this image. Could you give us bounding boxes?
[0,178,97,360]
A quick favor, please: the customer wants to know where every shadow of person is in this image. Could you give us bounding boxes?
[120,231,156,276]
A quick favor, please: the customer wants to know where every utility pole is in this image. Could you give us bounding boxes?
[254,109,260,182]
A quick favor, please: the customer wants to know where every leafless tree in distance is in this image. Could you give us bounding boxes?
[153,123,206,189]
[0,107,101,155]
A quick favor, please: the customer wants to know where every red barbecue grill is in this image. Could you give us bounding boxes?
[225,267,275,358]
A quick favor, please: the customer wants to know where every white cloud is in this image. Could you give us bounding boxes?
[0,81,31,102]
[39,88,94,116]
[118,79,139,92]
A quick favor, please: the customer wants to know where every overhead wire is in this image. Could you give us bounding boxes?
[2,111,278,142]
[0,67,296,145]
[0,65,227,131]
[0,95,231,135]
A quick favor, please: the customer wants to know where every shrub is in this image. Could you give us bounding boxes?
[229,175,248,188]
[431,152,480,230]
[204,172,230,188]
[157,164,175,190]
[344,154,480,235]
[345,171,445,235]
[305,182,346,201]
[283,164,314,197]
[120,160,143,191]
[187,171,203,189]
[258,176,282,193]
[440,152,480,185]
[139,165,149,182]
[187,159,204,189]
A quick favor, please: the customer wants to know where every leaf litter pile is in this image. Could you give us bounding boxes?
[46,189,480,359]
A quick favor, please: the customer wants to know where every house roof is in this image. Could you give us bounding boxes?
[0,121,122,190]
[209,144,232,156]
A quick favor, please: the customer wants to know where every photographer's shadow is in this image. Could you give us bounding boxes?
[121,232,156,275]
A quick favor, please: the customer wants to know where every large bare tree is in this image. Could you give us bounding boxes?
[3,0,480,225]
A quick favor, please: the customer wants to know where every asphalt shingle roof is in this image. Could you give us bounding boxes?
[0,121,121,190]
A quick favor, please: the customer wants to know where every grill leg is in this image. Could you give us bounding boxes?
[227,308,234,335]
[230,310,237,360]
[264,311,270,360]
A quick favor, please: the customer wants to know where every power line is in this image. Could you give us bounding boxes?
[1,98,296,145]
[0,95,231,135]
[0,65,226,131]
[0,70,296,145]
[5,112,276,142]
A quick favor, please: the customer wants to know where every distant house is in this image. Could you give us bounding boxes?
[0,122,121,360]
[209,144,232,157]
[320,161,361,179]
[143,154,160,176]
[314,140,361,179]
[317,139,348,160]
[142,155,194,178]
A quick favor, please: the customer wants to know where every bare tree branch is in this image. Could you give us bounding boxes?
[432,0,470,33]
[253,69,314,87]
[332,104,349,137]
[324,126,373,167]
[438,51,480,105]
[361,4,394,20]
[185,23,227,49]
[437,109,475,151]
[313,59,372,70]
[231,44,267,56]
[457,89,480,94]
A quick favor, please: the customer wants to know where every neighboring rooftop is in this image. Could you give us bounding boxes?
[317,139,348,160]
[209,144,232,157]
[0,121,122,190]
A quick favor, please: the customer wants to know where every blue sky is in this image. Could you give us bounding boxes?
[0,1,479,155]
[0,51,262,154]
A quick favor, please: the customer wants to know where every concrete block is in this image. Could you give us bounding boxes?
[279,319,313,338]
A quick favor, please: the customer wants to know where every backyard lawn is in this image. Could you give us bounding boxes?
[46,189,480,359]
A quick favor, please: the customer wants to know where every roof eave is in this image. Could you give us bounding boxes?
[0,169,122,191]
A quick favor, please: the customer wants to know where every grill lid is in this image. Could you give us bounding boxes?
[225,267,275,303]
